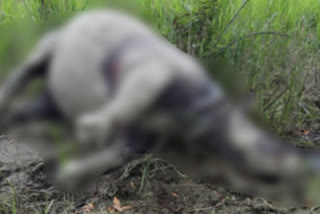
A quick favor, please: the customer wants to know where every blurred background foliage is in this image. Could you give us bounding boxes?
[0,0,319,136]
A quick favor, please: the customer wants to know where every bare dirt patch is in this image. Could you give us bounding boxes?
[0,135,317,214]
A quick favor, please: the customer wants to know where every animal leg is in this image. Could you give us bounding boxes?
[0,67,39,113]
[76,60,174,148]
[0,92,63,130]
[0,31,59,113]
[54,133,142,192]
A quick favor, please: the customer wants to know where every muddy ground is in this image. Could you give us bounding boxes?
[2,134,320,214]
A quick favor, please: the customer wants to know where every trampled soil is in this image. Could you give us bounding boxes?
[0,135,319,214]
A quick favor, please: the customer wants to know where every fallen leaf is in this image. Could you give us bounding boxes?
[174,207,182,213]
[130,181,136,189]
[122,206,133,210]
[107,197,133,213]
[113,197,122,211]
[171,192,179,198]
[81,203,95,213]
[113,197,121,207]
[106,206,115,213]
[300,130,310,135]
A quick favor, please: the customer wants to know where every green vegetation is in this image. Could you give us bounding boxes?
[141,0,320,134]
[0,1,319,212]
[0,0,319,134]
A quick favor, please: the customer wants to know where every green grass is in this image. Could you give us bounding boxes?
[0,0,88,23]
[0,0,319,134]
[0,1,319,211]
[141,0,320,134]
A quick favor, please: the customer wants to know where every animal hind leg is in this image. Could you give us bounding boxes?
[0,61,49,114]
[0,31,58,114]
[76,60,174,148]
[0,92,63,130]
